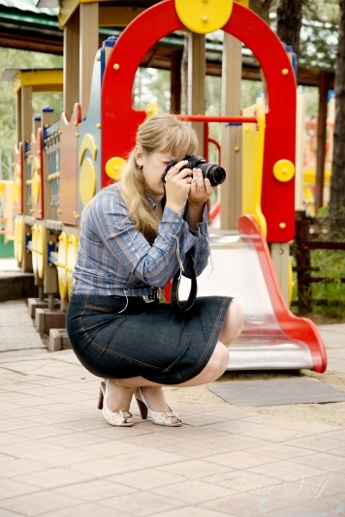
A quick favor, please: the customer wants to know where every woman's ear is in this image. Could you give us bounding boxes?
[134,145,144,169]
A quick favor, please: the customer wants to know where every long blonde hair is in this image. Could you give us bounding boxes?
[120,113,198,243]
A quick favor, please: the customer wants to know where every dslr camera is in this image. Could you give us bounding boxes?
[162,155,226,187]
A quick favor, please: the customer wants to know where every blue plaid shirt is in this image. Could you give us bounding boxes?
[72,182,210,296]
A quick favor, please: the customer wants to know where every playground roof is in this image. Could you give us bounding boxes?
[0,0,335,87]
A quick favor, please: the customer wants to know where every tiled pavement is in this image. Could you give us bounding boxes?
[0,294,345,516]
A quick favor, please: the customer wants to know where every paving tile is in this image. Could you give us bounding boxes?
[158,459,230,479]
[0,490,82,517]
[249,458,328,480]
[153,508,233,517]
[55,478,137,502]
[118,447,187,468]
[205,450,273,469]
[288,434,345,453]
[0,459,50,478]
[203,433,269,451]
[201,491,281,517]
[240,425,309,443]
[11,425,75,441]
[99,490,185,516]
[0,479,37,500]
[0,439,67,463]
[0,509,23,517]
[120,431,222,459]
[251,443,315,460]
[13,467,94,489]
[108,467,186,490]
[73,439,145,459]
[40,502,132,517]
[256,493,345,517]
[202,469,282,497]
[320,470,345,493]
[292,451,345,472]
[70,457,142,477]
[152,479,225,505]
[23,447,102,468]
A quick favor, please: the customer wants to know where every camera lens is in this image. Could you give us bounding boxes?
[201,164,226,187]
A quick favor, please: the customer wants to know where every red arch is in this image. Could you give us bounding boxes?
[102,0,296,242]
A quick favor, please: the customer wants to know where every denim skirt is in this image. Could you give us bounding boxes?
[66,293,233,385]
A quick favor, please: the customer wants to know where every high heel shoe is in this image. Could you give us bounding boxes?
[135,387,182,427]
[97,381,134,427]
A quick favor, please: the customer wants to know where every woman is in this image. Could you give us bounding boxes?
[66,113,244,427]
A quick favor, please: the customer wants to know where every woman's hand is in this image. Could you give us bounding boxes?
[187,169,214,230]
[188,168,213,207]
[164,160,193,215]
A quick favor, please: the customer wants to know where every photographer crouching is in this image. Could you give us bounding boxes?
[66,112,244,427]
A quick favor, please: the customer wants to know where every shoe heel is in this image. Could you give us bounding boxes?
[136,392,148,420]
[97,385,104,410]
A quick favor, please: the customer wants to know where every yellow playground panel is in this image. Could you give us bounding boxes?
[303,167,331,217]
[0,181,15,258]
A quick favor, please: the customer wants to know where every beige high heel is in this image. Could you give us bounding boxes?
[135,387,182,427]
[98,381,134,427]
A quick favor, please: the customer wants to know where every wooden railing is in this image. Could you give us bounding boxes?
[291,212,345,313]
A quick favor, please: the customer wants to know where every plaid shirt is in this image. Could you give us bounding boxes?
[72,182,210,296]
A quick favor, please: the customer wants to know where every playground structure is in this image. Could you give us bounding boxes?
[295,89,334,217]
[3,0,326,372]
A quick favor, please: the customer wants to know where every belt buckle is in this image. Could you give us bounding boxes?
[142,288,158,303]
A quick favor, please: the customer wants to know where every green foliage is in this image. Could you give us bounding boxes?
[292,248,345,320]
[0,47,62,179]
[266,0,339,72]
[134,67,171,112]
[297,0,338,71]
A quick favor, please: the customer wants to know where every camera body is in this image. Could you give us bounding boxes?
[162,155,226,187]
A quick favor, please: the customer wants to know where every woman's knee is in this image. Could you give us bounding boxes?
[204,343,229,381]
[219,299,244,345]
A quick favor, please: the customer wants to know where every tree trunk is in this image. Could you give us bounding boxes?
[249,0,275,23]
[329,0,345,239]
[276,0,302,53]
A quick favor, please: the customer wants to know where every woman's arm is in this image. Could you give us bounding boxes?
[87,188,199,287]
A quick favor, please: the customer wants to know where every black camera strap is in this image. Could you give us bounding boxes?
[170,252,197,312]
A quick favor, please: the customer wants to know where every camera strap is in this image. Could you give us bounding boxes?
[170,253,197,312]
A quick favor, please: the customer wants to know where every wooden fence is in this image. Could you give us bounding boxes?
[291,212,345,313]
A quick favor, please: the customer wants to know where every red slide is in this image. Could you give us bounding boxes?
[179,215,327,373]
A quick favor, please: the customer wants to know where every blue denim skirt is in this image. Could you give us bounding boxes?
[66,294,233,384]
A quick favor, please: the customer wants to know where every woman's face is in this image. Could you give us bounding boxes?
[136,147,184,199]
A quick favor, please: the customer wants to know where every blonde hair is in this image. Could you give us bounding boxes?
[120,113,198,243]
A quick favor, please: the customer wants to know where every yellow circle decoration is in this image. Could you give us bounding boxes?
[31,157,41,205]
[145,101,159,117]
[79,157,97,206]
[105,157,126,181]
[175,0,233,34]
[273,159,295,182]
